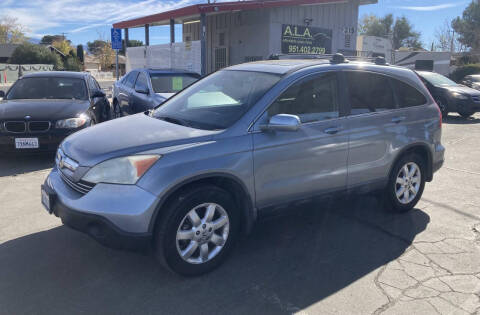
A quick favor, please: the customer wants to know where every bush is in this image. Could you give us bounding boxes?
[8,43,63,70]
[450,64,480,82]
[64,56,81,71]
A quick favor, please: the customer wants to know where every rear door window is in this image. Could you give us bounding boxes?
[346,71,396,115]
[391,79,427,108]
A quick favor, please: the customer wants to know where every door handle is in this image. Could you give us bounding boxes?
[324,126,342,135]
[391,116,406,124]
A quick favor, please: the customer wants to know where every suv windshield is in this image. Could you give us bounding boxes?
[153,70,281,130]
[419,72,457,87]
[7,77,88,100]
[150,73,200,93]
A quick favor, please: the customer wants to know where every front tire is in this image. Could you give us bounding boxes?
[154,185,240,276]
[435,97,449,119]
[384,154,426,213]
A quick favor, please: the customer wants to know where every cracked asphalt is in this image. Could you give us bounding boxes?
[0,113,479,315]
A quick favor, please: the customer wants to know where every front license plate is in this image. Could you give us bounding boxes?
[15,138,39,149]
[41,186,54,213]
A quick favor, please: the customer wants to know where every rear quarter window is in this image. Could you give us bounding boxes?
[391,79,427,108]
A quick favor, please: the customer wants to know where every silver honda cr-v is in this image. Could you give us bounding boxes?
[42,55,445,276]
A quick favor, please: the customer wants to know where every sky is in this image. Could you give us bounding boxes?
[0,0,472,48]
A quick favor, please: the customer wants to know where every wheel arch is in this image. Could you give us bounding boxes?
[389,143,434,182]
[149,173,257,237]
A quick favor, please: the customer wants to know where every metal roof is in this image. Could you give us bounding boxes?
[113,0,377,29]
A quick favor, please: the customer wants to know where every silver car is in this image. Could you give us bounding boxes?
[41,55,445,276]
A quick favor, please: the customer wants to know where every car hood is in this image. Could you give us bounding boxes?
[61,113,219,166]
[0,99,90,120]
[443,85,480,96]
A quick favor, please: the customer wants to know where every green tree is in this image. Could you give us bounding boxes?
[0,16,28,44]
[120,39,143,54]
[40,35,70,46]
[87,40,108,55]
[52,39,73,56]
[77,45,84,63]
[359,14,423,50]
[64,56,81,71]
[9,43,63,69]
[452,1,480,52]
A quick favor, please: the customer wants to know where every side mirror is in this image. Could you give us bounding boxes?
[91,89,106,98]
[135,86,149,95]
[0,91,5,99]
[260,114,301,132]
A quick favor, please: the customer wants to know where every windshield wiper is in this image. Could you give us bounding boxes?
[156,116,191,127]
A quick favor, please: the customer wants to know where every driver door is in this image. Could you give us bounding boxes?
[252,72,349,208]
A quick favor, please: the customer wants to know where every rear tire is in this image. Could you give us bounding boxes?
[458,110,474,119]
[153,185,240,276]
[384,154,426,213]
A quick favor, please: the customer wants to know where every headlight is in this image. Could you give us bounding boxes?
[451,92,469,100]
[56,115,90,129]
[82,155,160,184]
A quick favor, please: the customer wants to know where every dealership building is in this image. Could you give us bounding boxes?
[113,0,377,75]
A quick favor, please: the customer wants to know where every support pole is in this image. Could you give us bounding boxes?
[124,28,129,47]
[200,13,206,76]
[116,50,119,81]
[145,24,150,46]
[170,19,175,43]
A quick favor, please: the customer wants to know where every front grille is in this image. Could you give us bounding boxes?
[28,121,51,132]
[4,121,26,133]
[59,170,95,195]
[472,95,480,103]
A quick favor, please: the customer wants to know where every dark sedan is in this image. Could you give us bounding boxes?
[0,71,111,153]
[417,71,480,118]
[112,69,200,117]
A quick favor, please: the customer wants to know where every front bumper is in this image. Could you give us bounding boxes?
[42,167,159,250]
[0,132,69,154]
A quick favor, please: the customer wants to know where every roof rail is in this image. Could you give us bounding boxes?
[268,53,389,65]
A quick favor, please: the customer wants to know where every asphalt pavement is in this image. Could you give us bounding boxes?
[0,113,479,315]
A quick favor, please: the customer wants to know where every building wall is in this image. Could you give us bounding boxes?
[182,1,361,73]
[268,1,359,55]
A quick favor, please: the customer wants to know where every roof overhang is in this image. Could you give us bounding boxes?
[113,0,376,29]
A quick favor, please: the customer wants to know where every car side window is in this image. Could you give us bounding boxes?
[268,73,340,123]
[391,79,427,108]
[135,73,148,91]
[125,71,138,88]
[346,71,395,115]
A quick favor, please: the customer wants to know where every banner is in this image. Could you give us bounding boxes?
[281,24,332,55]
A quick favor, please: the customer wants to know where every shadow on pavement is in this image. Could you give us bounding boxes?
[0,195,429,315]
[443,115,480,125]
[0,153,54,177]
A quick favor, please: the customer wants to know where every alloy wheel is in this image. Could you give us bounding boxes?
[395,162,421,204]
[176,203,230,264]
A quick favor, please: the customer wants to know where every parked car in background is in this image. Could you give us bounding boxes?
[0,71,110,153]
[417,71,480,118]
[112,69,201,117]
[42,55,444,276]
[461,74,480,91]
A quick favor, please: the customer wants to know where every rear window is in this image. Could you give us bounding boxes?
[7,77,88,100]
[150,74,200,93]
[391,79,427,108]
[346,71,395,114]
